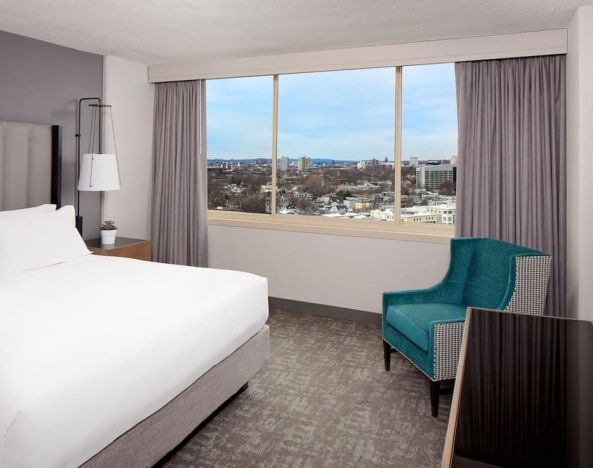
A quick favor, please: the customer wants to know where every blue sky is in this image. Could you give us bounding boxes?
[207,63,457,161]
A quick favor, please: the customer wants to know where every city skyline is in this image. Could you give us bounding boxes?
[207,156,457,165]
[207,63,457,161]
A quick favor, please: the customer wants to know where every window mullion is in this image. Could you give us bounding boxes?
[394,66,402,224]
[271,75,279,215]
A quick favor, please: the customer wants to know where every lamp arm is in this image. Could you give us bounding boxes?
[75,97,102,233]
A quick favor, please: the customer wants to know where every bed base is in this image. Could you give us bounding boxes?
[81,325,270,468]
[154,382,249,467]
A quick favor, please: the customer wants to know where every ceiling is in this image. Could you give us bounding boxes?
[0,0,590,64]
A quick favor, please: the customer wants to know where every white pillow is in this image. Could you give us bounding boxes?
[0,205,90,276]
[0,204,56,219]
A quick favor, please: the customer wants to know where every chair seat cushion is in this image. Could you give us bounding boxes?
[385,303,467,351]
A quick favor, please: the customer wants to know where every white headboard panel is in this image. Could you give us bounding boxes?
[0,121,61,211]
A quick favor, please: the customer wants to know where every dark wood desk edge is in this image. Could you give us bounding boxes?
[441,307,473,468]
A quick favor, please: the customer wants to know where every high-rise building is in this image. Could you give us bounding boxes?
[409,156,419,167]
[450,155,458,165]
[415,164,456,192]
[357,160,366,170]
[297,156,312,171]
[368,158,379,167]
[279,156,290,171]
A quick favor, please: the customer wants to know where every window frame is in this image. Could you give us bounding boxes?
[207,66,456,243]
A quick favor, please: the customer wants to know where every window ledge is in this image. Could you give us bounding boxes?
[208,210,454,244]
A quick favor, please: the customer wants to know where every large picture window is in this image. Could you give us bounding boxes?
[206,63,457,228]
[207,76,273,213]
[277,68,395,219]
[401,63,457,225]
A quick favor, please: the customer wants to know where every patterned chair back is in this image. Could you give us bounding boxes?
[454,238,550,313]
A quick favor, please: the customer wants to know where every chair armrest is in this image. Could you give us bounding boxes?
[382,282,461,314]
[429,315,468,381]
[498,254,552,314]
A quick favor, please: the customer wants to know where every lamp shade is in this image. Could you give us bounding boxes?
[78,153,121,191]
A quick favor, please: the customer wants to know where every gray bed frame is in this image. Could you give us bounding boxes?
[0,120,270,467]
[82,326,270,467]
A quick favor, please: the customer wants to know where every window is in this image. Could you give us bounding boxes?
[206,63,457,232]
[207,76,273,213]
[277,68,395,219]
[401,63,457,225]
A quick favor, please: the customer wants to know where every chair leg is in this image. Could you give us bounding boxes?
[430,380,440,417]
[383,340,391,371]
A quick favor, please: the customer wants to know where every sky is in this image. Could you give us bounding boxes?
[206,63,457,161]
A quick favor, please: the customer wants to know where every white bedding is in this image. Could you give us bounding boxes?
[0,255,268,468]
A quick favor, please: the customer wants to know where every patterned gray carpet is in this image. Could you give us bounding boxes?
[163,308,451,468]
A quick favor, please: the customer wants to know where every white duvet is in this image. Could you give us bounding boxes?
[0,255,268,468]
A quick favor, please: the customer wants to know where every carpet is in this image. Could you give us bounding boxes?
[162,308,451,467]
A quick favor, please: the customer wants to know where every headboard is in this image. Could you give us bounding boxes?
[0,121,62,210]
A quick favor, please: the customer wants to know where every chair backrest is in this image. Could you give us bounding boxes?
[450,238,543,309]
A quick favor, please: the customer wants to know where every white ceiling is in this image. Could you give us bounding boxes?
[0,0,590,64]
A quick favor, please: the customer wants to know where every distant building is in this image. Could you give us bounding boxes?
[279,156,290,171]
[370,208,395,222]
[415,164,456,192]
[409,156,419,167]
[400,207,440,224]
[368,158,379,167]
[343,196,374,212]
[426,202,456,224]
[357,160,366,170]
[450,155,458,165]
[370,201,455,225]
[297,156,311,171]
[337,182,380,193]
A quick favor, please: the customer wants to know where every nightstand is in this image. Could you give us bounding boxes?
[85,237,152,261]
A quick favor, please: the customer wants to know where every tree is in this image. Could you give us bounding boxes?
[439,180,456,196]
[304,174,325,198]
[335,190,353,201]
[238,193,267,213]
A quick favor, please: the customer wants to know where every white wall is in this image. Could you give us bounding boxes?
[102,55,154,239]
[567,6,593,321]
[208,225,450,313]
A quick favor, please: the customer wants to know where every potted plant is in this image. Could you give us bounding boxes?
[100,220,118,245]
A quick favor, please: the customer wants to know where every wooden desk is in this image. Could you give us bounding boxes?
[85,237,151,261]
[443,308,593,468]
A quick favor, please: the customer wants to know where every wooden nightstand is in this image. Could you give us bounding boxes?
[85,237,152,261]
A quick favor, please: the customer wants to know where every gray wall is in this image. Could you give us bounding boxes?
[0,30,103,238]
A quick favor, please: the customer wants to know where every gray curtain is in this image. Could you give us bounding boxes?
[455,55,566,316]
[152,80,208,267]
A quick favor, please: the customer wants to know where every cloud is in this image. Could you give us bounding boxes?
[207,63,457,161]
[402,63,458,159]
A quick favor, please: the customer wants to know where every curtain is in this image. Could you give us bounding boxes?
[152,80,208,267]
[455,55,566,316]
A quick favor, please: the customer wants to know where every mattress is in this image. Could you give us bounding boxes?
[0,255,268,468]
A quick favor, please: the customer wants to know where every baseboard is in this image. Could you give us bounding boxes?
[268,297,381,325]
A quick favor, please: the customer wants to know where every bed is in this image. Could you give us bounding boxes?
[0,121,270,468]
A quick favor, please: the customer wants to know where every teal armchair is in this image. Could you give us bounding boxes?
[382,238,551,417]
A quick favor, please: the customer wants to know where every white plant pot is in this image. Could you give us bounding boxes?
[101,229,117,245]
